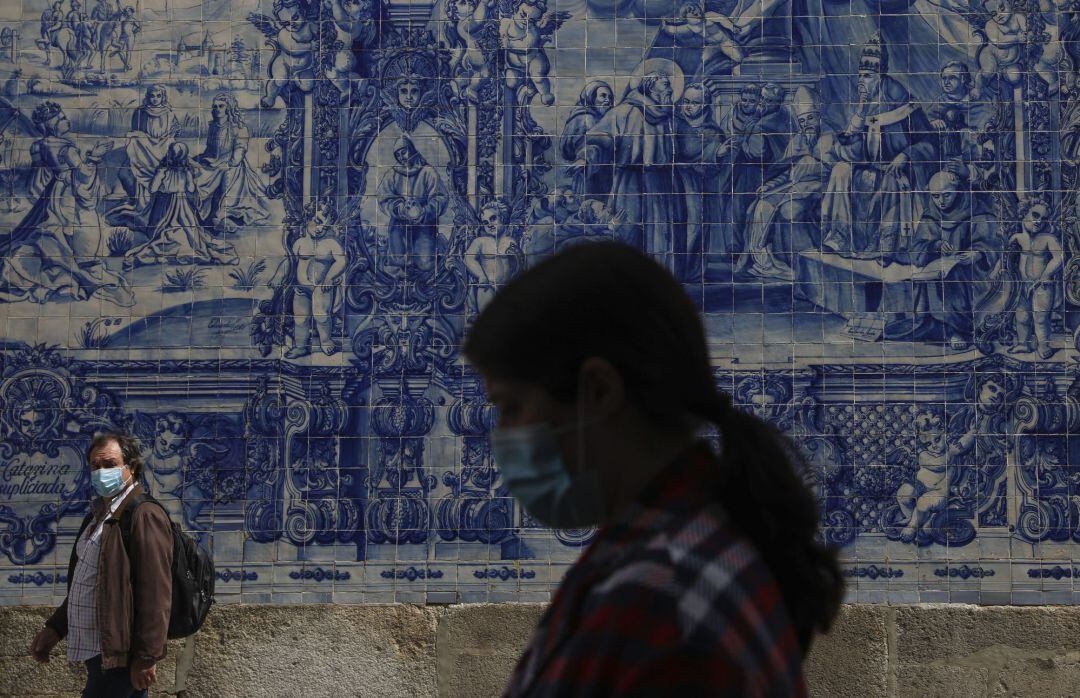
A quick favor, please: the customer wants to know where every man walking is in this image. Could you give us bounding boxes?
[29,432,173,697]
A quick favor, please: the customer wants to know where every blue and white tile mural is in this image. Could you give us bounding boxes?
[1,0,1079,607]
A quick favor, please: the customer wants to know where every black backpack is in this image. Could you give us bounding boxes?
[119,494,215,639]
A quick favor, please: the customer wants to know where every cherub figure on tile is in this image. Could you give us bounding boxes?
[895,412,971,543]
[500,0,570,105]
[447,0,496,103]
[248,0,319,108]
[976,0,1027,96]
[1008,197,1063,360]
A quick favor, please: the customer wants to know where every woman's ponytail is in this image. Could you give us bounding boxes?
[699,392,843,656]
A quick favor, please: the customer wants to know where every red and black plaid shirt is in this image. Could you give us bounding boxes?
[504,443,807,697]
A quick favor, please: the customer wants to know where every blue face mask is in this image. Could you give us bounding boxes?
[490,399,605,529]
[91,467,128,498]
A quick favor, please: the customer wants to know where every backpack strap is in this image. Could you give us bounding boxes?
[117,494,148,550]
[117,494,174,561]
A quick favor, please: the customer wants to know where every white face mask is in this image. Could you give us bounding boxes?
[91,466,128,497]
[489,384,605,529]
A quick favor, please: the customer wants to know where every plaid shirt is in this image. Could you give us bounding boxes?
[504,443,807,697]
[67,482,136,663]
[67,521,102,662]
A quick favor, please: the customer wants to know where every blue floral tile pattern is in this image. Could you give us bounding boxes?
[0,0,1078,605]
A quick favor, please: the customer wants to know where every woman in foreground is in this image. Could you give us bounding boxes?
[463,241,844,696]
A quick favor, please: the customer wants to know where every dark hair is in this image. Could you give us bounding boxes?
[87,431,145,480]
[463,241,843,655]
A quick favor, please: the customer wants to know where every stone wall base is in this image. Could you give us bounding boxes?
[4,604,1080,697]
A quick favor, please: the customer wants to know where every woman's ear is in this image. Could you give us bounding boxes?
[579,357,625,418]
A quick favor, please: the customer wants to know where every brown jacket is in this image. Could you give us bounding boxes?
[45,484,173,670]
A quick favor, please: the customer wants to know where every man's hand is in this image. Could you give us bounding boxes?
[88,140,114,159]
[29,627,60,663]
[884,153,909,180]
[130,662,157,690]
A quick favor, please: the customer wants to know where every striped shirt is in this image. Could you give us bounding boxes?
[67,483,136,662]
[504,443,807,697]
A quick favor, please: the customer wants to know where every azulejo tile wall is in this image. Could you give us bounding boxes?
[0,0,1078,607]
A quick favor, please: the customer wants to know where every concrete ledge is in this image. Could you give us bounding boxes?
[5,604,1080,696]
[436,603,545,697]
[804,605,890,697]
[188,605,439,698]
[894,605,1080,698]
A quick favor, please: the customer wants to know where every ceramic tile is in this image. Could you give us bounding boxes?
[0,0,1078,605]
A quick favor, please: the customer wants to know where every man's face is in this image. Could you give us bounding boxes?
[211,99,226,120]
[738,90,758,115]
[147,88,165,107]
[940,67,965,97]
[649,77,673,105]
[584,200,607,223]
[858,70,881,98]
[394,146,412,165]
[398,80,421,109]
[797,111,820,138]
[88,440,132,483]
[680,89,707,120]
[758,94,782,117]
[594,87,613,111]
[929,183,958,212]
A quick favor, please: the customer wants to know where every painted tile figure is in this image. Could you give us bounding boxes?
[125,143,238,269]
[447,0,495,103]
[376,136,449,275]
[744,86,836,282]
[0,102,133,307]
[927,61,992,160]
[464,199,521,312]
[194,93,270,232]
[248,0,319,108]
[676,82,730,283]
[895,412,970,542]
[660,3,746,69]
[122,84,181,209]
[1010,198,1063,359]
[882,168,999,349]
[283,208,346,358]
[820,33,936,259]
[500,0,568,105]
[713,83,763,259]
[977,0,1027,97]
[560,80,613,198]
[585,69,687,275]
